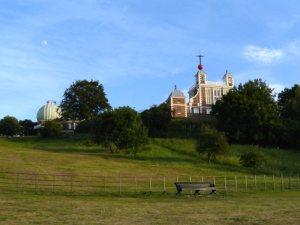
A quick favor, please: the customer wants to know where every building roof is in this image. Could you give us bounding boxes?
[170,85,185,97]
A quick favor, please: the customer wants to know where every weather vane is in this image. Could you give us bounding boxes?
[197,51,204,70]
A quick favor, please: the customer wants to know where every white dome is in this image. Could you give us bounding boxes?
[37,101,61,122]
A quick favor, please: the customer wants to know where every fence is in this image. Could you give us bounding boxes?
[0,171,299,195]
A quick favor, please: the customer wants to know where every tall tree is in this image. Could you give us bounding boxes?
[277,85,300,149]
[212,79,279,145]
[140,103,171,137]
[278,84,300,121]
[196,126,228,163]
[93,107,148,156]
[0,116,21,136]
[60,80,110,121]
[19,119,37,136]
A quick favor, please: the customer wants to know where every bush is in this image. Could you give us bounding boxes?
[141,103,171,137]
[75,120,95,134]
[196,126,228,163]
[212,79,279,146]
[0,116,21,136]
[240,151,265,171]
[93,107,148,156]
[40,121,63,138]
[19,119,37,136]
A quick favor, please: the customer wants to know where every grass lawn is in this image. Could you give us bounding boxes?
[0,136,299,224]
[0,191,299,225]
[0,136,299,177]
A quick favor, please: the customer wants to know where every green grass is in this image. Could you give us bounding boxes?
[0,136,299,177]
[0,191,299,225]
[0,136,299,224]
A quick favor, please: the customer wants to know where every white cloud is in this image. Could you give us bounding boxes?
[243,45,284,63]
[43,40,48,45]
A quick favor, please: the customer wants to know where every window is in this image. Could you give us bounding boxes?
[205,89,212,104]
[214,89,222,102]
[193,107,199,114]
[206,108,211,114]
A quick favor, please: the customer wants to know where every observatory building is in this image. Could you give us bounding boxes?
[168,56,234,118]
[34,100,77,130]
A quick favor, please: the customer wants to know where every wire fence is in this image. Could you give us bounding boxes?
[0,171,299,195]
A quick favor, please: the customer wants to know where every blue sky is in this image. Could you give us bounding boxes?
[0,0,299,120]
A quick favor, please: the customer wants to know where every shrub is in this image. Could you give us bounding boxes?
[93,107,148,156]
[196,126,228,163]
[75,120,95,134]
[0,116,21,136]
[19,119,37,136]
[40,120,62,138]
[239,151,265,171]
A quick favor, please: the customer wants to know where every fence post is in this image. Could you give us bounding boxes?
[70,175,73,194]
[213,176,216,186]
[273,175,275,191]
[52,175,55,193]
[35,173,38,194]
[235,176,238,192]
[163,176,166,192]
[281,174,284,191]
[119,174,121,195]
[16,173,19,192]
[176,176,179,182]
[201,176,204,182]
[245,176,247,192]
[264,175,266,191]
[189,176,192,182]
[104,175,106,193]
[254,175,257,191]
[224,176,227,193]
[149,177,152,193]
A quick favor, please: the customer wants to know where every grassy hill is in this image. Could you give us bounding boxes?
[0,136,299,177]
[0,136,299,225]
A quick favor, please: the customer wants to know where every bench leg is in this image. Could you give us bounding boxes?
[176,188,182,195]
[210,190,217,194]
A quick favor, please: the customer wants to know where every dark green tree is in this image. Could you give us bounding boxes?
[196,126,228,163]
[60,80,110,121]
[93,107,148,156]
[40,120,62,138]
[277,85,300,149]
[212,79,279,145]
[0,116,21,136]
[278,84,300,121]
[141,103,171,137]
[19,119,37,136]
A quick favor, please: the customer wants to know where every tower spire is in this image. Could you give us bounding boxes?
[196,54,204,70]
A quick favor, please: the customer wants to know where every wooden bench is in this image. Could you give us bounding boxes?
[174,182,216,195]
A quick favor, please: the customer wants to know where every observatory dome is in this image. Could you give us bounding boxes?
[37,100,61,122]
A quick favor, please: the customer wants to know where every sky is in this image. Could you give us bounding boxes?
[0,0,299,120]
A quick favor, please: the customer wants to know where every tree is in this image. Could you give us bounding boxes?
[40,120,62,138]
[196,126,228,163]
[277,85,300,149]
[212,79,279,146]
[278,84,300,121]
[93,107,148,156]
[60,80,110,121]
[240,151,265,171]
[19,119,37,136]
[0,116,21,136]
[141,103,171,137]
